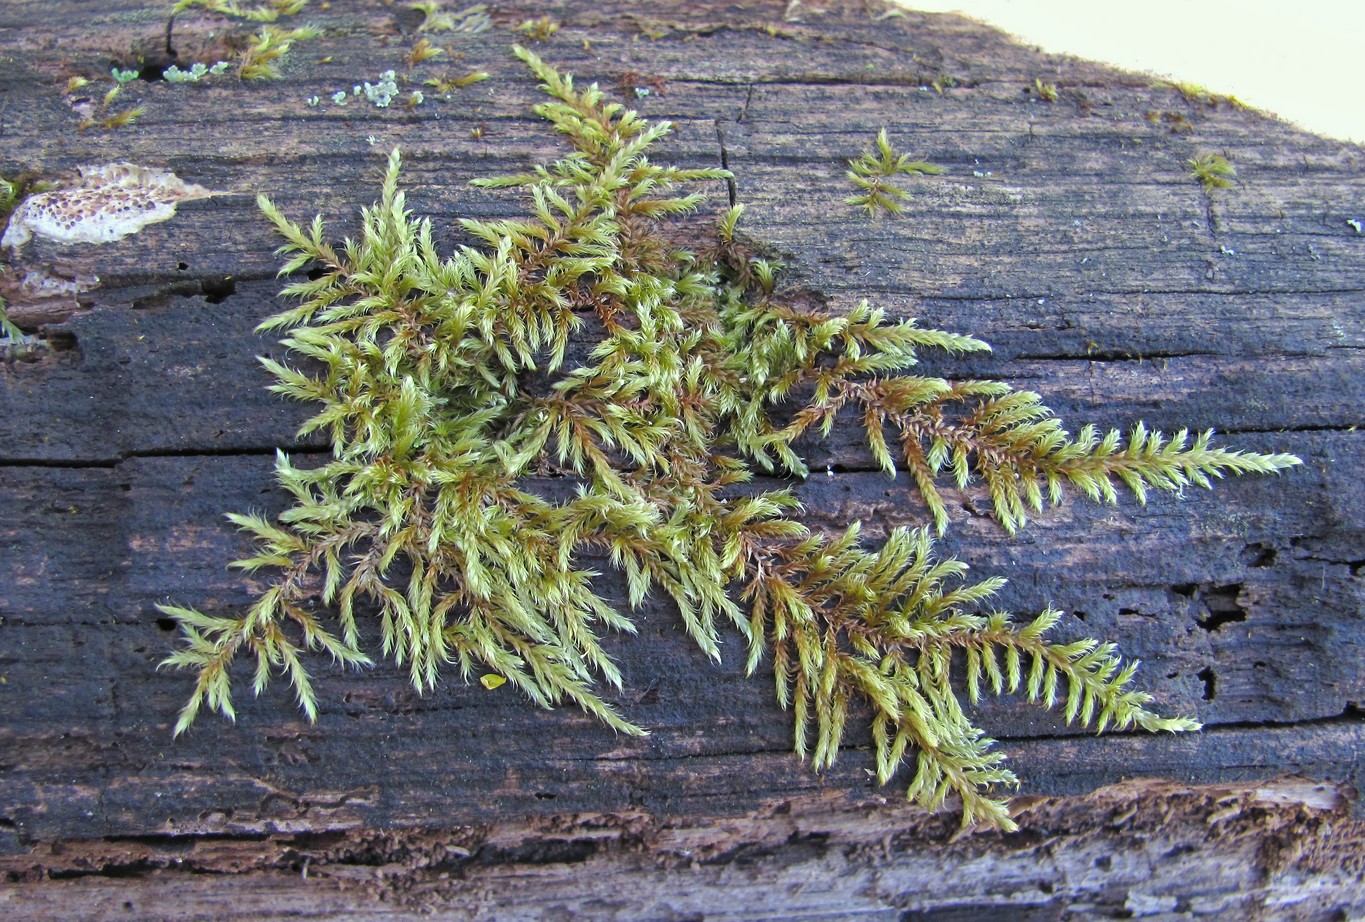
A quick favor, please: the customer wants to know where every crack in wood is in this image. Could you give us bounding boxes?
[714,120,737,206]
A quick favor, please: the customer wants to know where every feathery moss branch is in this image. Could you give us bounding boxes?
[161,47,1299,829]
[846,128,945,217]
[1188,152,1236,192]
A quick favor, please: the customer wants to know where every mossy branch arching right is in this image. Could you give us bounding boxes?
[160,45,1300,830]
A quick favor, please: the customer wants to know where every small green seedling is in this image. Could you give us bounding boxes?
[1033,77,1058,101]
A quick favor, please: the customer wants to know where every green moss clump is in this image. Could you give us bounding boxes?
[161,47,1299,829]
[1189,152,1237,192]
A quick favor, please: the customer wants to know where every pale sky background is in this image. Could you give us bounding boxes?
[900,0,1365,145]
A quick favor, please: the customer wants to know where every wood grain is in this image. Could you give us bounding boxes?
[1,0,1362,916]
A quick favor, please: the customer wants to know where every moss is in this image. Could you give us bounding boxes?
[1189,153,1237,192]
[160,48,1299,830]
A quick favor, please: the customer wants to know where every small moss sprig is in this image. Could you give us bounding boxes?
[846,129,945,218]
[162,48,1300,829]
[425,70,489,95]
[233,24,321,79]
[171,0,318,79]
[1189,153,1236,192]
[517,16,560,42]
[1160,80,1249,111]
[68,71,147,131]
[406,37,444,67]
[409,1,491,34]
[170,0,309,22]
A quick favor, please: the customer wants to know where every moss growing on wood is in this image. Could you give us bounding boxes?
[1189,152,1237,192]
[161,48,1300,829]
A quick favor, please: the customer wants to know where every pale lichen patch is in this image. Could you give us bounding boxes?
[1,164,214,251]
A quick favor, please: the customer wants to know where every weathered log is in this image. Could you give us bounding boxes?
[1,0,1362,916]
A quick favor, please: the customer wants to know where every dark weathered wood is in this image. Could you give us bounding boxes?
[2,0,1362,916]
[2,779,1362,921]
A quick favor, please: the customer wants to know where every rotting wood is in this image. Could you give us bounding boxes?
[1,0,1362,916]
[2,780,1363,921]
